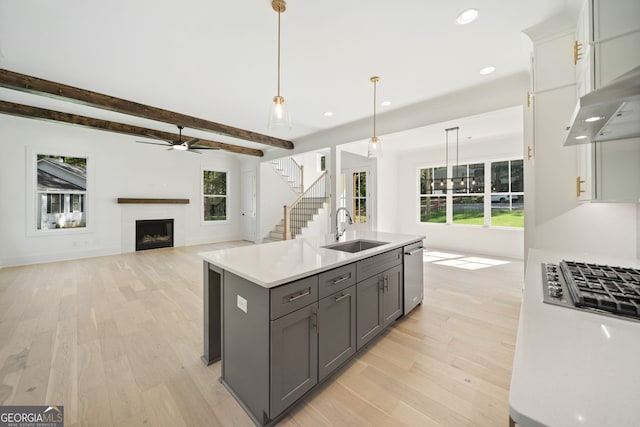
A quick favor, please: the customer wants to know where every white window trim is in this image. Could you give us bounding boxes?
[26,147,94,237]
[201,168,230,225]
[417,157,524,229]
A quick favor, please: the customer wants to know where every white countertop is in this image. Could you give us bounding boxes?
[199,231,424,288]
[510,249,640,427]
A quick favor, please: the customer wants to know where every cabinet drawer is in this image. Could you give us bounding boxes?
[270,275,318,320]
[356,248,402,281]
[318,263,356,299]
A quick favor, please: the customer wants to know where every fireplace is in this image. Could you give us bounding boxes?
[136,219,174,251]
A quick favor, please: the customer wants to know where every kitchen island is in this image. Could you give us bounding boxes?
[509,249,640,427]
[199,231,425,426]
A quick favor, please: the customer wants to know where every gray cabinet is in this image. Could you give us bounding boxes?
[270,302,318,417]
[356,264,403,350]
[216,244,415,425]
[318,285,356,380]
[382,264,403,327]
[356,273,384,350]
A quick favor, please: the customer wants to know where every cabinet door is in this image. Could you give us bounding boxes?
[318,285,356,381]
[382,264,403,327]
[356,274,383,350]
[270,303,318,418]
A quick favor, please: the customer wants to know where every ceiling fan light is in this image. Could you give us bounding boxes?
[173,144,188,151]
[456,9,479,25]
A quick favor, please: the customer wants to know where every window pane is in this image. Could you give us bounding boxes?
[354,198,367,223]
[419,169,429,195]
[469,163,484,194]
[491,161,509,192]
[204,196,227,221]
[452,165,467,193]
[433,167,447,194]
[452,196,484,225]
[511,160,524,192]
[203,170,227,221]
[420,196,446,223]
[203,171,227,196]
[492,195,524,227]
[357,172,367,197]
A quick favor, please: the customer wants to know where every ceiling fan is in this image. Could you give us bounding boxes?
[136,125,218,154]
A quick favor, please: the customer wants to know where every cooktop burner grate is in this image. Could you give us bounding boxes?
[542,260,640,322]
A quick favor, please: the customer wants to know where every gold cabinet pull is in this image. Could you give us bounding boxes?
[573,40,583,65]
[576,177,586,197]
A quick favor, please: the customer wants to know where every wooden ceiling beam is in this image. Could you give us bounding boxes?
[0,68,293,150]
[0,100,264,157]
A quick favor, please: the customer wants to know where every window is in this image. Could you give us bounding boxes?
[203,170,227,221]
[352,171,367,224]
[419,167,447,223]
[452,163,484,225]
[37,155,87,230]
[418,159,523,228]
[491,160,524,227]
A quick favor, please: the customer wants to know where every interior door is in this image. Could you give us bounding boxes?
[340,168,371,231]
[241,169,257,242]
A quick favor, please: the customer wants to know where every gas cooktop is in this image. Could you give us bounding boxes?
[542,260,640,322]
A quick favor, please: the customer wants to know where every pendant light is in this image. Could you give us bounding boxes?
[444,126,466,190]
[268,0,292,129]
[368,76,382,158]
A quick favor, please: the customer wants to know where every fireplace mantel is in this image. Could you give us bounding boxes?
[117,198,189,204]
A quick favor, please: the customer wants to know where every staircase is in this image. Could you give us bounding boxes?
[265,171,329,241]
[271,158,303,194]
[265,197,328,241]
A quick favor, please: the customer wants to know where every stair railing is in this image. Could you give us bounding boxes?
[283,171,328,240]
[272,157,304,193]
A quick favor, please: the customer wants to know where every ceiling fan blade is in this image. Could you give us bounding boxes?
[191,145,220,150]
[136,140,172,147]
[185,137,200,147]
[187,149,202,154]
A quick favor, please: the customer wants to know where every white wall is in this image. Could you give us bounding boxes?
[0,115,243,267]
[382,135,525,259]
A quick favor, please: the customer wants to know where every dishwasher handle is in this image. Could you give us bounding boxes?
[404,247,424,256]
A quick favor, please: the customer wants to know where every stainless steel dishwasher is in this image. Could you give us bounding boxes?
[403,241,424,314]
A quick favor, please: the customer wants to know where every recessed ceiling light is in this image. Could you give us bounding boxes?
[381,101,391,107]
[575,135,588,140]
[479,66,496,75]
[323,111,334,117]
[456,9,479,25]
[585,116,602,122]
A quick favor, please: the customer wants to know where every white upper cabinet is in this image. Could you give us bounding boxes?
[592,0,640,88]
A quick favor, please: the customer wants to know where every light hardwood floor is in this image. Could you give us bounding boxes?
[0,243,522,426]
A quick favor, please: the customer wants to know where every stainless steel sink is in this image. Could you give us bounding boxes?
[322,239,388,253]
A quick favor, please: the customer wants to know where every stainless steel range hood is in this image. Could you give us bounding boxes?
[564,65,640,146]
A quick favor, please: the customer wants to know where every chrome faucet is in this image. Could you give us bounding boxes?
[335,207,354,240]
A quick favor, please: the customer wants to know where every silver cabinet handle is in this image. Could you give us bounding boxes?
[311,307,318,333]
[384,276,389,292]
[331,273,351,285]
[404,247,424,256]
[288,290,310,302]
[335,293,349,302]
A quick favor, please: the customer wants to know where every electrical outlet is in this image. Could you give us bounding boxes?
[237,295,247,313]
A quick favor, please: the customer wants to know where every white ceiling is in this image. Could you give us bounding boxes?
[0,0,579,154]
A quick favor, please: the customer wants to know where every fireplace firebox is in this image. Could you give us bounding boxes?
[136,219,174,251]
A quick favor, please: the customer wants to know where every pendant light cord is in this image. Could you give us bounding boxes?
[277,10,281,97]
[373,79,377,138]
